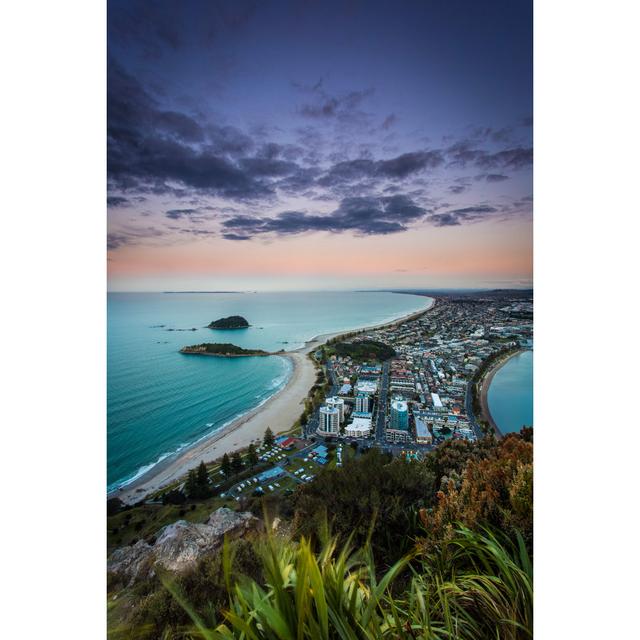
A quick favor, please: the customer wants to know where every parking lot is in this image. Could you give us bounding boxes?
[219,439,353,501]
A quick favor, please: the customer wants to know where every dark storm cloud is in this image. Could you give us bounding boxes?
[276,166,322,194]
[222,194,427,239]
[447,176,472,195]
[153,110,205,142]
[205,124,255,156]
[107,196,130,207]
[476,147,533,170]
[110,49,458,210]
[107,233,130,249]
[108,61,273,201]
[107,49,529,241]
[108,59,453,209]
[485,174,510,183]
[238,157,299,177]
[256,142,284,159]
[429,205,498,227]
[445,141,485,167]
[377,151,444,178]
[318,151,443,187]
[446,140,532,171]
[165,208,199,220]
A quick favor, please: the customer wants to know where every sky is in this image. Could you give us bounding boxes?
[107,0,532,292]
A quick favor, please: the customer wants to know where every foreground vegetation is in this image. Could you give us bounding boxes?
[108,431,532,639]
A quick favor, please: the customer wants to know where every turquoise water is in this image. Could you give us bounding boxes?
[108,291,430,490]
[487,350,534,434]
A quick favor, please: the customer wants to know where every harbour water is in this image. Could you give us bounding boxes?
[487,350,534,434]
[108,291,430,490]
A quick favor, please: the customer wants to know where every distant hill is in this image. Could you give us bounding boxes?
[207,315,250,329]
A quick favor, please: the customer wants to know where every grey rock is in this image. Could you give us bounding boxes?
[107,508,258,585]
[108,539,153,585]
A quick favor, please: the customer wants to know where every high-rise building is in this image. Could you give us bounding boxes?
[389,397,409,431]
[325,396,345,423]
[355,392,369,413]
[318,405,340,435]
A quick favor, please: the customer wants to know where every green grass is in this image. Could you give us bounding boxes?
[160,524,532,639]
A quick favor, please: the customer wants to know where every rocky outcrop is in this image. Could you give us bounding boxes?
[207,315,249,329]
[107,508,258,585]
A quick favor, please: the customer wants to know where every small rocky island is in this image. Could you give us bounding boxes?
[207,315,250,329]
[180,343,270,357]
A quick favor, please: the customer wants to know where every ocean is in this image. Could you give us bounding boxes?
[107,291,430,490]
[487,350,534,434]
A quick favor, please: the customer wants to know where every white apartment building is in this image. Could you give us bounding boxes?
[318,405,340,435]
[325,396,345,423]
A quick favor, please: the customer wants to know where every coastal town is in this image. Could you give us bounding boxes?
[212,290,533,506]
[108,290,533,547]
[306,290,533,453]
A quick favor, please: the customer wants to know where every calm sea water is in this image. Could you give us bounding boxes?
[108,291,430,490]
[487,350,534,434]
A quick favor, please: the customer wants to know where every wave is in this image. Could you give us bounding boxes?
[108,356,293,493]
[108,292,429,492]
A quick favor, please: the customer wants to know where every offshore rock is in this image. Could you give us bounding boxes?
[107,508,257,585]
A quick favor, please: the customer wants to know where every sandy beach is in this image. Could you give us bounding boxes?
[111,296,434,504]
[294,298,435,354]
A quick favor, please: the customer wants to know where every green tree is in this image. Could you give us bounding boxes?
[221,453,232,477]
[231,451,244,474]
[263,427,275,447]
[196,461,208,488]
[247,443,258,468]
[293,448,435,566]
[185,469,198,499]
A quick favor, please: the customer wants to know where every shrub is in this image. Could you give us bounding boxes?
[107,497,124,516]
[293,448,434,567]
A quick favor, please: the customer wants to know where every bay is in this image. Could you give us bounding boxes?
[487,350,534,434]
[108,290,430,490]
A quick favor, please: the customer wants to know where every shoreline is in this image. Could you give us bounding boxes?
[478,348,528,437]
[291,300,435,354]
[110,296,435,504]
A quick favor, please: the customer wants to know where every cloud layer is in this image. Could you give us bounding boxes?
[107,59,532,247]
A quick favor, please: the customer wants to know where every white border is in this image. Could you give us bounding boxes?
[2,1,639,637]
[535,1,639,637]
[1,1,106,636]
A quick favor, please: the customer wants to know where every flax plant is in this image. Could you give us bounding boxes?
[162,525,531,640]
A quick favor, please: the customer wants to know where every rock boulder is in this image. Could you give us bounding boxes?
[108,508,258,585]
